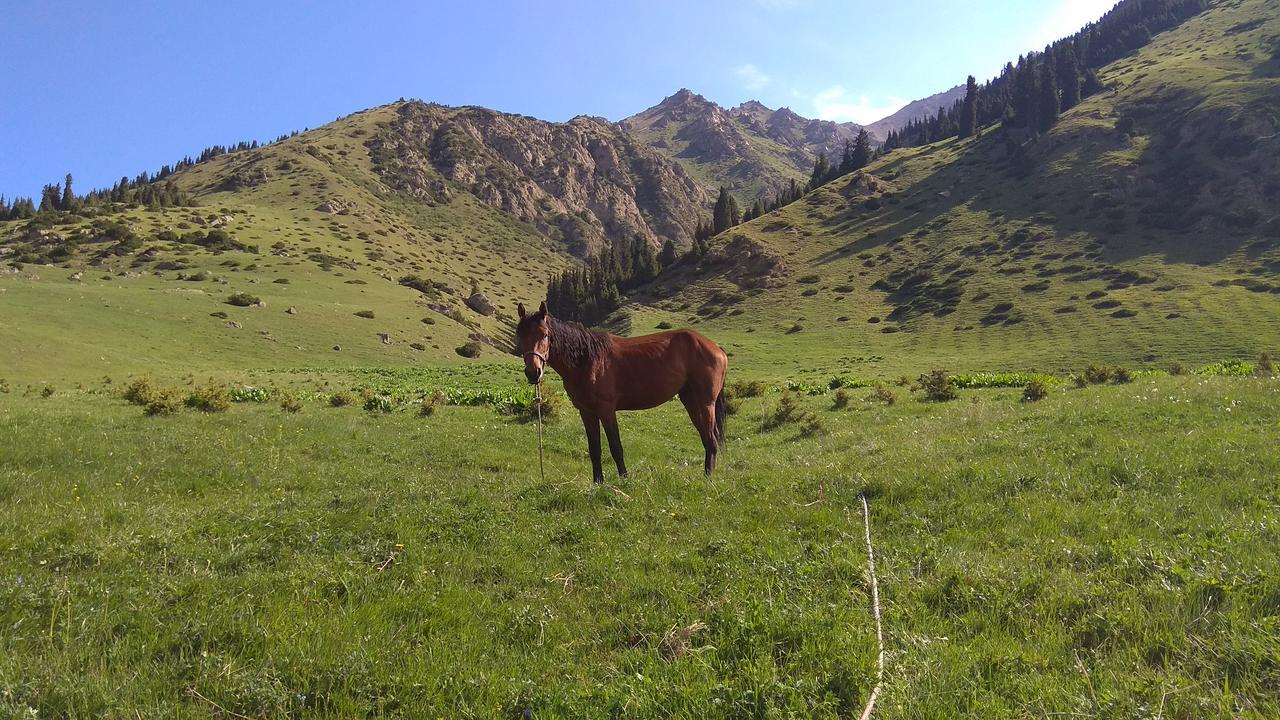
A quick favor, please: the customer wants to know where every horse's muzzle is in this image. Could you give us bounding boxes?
[525,367,543,385]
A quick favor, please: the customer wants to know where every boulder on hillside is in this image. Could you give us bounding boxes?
[466,291,495,316]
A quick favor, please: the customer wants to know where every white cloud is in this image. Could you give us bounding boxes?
[735,64,771,91]
[812,86,907,125]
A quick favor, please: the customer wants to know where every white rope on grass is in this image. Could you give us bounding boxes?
[534,381,546,483]
[858,492,885,720]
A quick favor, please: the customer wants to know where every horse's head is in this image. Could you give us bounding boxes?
[515,301,551,385]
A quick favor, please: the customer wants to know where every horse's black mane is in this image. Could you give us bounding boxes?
[518,312,611,368]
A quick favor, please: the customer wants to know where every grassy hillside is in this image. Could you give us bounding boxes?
[642,0,1280,379]
[0,106,572,382]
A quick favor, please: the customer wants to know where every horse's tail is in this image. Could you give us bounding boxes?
[714,388,727,449]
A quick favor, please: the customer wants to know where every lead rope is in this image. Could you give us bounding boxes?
[535,380,546,483]
[858,492,885,720]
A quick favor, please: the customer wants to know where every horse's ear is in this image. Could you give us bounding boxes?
[539,300,549,317]
[517,302,526,319]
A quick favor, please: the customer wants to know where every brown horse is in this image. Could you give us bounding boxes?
[515,301,728,482]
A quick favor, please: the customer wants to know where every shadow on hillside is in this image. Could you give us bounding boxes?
[812,81,1276,274]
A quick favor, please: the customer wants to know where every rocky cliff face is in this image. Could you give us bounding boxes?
[620,89,863,203]
[368,101,709,256]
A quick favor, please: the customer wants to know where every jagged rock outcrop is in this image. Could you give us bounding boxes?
[621,89,864,203]
[366,101,709,256]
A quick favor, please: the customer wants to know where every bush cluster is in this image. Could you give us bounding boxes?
[1022,379,1049,403]
[184,383,231,413]
[225,292,260,307]
[915,370,958,402]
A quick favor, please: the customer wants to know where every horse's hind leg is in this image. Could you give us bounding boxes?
[580,410,604,484]
[601,410,628,479]
[679,390,718,476]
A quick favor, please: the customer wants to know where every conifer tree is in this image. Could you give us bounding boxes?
[838,139,856,176]
[960,75,979,138]
[809,154,831,188]
[61,174,75,211]
[1058,48,1082,110]
[1038,60,1060,133]
[851,129,872,170]
[39,184,61,214]
[659,239,678,268]
[712,187,737,235]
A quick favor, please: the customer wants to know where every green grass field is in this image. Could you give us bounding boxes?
[2,371,1278,718]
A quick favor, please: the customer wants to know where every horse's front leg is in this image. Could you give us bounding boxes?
[601,410,627,479]
[580,410,604,484]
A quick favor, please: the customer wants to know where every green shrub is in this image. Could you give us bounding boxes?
[419,390,446,417]
[828,376,876,390]
[1257,352,1275,377]
[455,342,482,359]
[231,385,271,403]
[1022,380,1049,403]
[950,372,1059,389]
[762,393,813,431]
[184,383,231,412]
[329,391,356,407]
[144,390,182,417]
[225,292,260,307]
[1112,367,1134,384]
[1194,360,1256,377]
[354,310,375,319]
[122,377,157,406]
[1084,365,1113,384]
[364,394,394,414]
[1071,374,1088,389]
[0,379,9,394]
[504,388,560,422]
[724,395,741,416]
[831,389,850,409]
[39,386,55,398]
[798,415,825,437]
[280,394,304,413]
[915,370,958,402]
[656,321,673,330]
[1167,362,1187,376]
[868,387,897,406]
[727,380,767,399]
[786,323,804,334]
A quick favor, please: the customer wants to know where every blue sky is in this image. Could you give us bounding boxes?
[0,0,1116,200]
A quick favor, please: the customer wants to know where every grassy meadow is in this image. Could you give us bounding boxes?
[2,368,1279,718]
